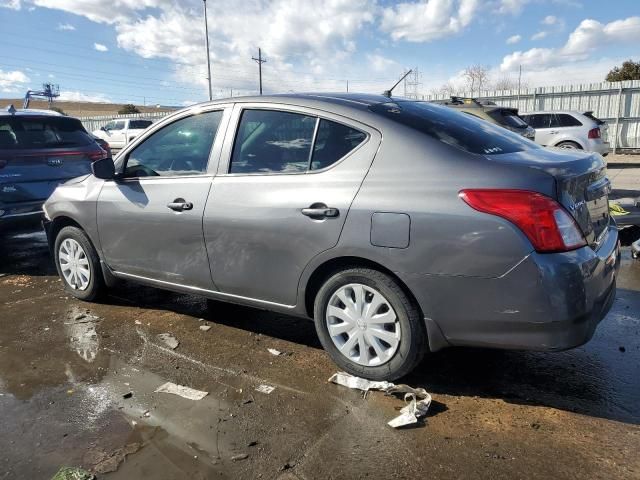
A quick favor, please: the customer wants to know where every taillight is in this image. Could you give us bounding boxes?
[459,189,586,253]
[88,149,108,161]
[588,127,601,139]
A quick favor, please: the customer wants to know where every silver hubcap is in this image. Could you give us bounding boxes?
[558,143,577,149]
[326,283,400,367]
[59,238,91,291]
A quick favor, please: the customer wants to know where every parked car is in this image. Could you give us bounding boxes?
[0,105,108,229]
[520,110,609,155]
[432,96,535,140]
[92,118,153,149]
[43,94,619,380]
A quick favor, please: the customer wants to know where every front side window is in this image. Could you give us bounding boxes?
[112,121,126,131]
[123,111,223,177]
[487,109,529,129]
[370,101,538,156]
[230,110,316,174]
[524,114,551,129]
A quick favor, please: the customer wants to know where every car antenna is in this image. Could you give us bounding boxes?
[383,70,413,98]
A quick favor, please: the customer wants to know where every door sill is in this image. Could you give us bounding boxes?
[112,271,296,310]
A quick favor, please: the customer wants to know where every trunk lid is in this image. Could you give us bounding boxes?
[487,148,610,247]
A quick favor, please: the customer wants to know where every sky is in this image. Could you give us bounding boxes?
[0,0,638,106]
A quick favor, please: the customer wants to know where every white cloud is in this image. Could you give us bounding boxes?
[57,90,111,103]
[0,69,30,92]
[542,15,558,25]
[531,31,548,41]
[506,34,521,44]
[380,0,479,42]
[32,0,164,24]
[366,53,399,73]
[494,0,529,15]
[501,16,640,72]
[0,0,21,9]
[93,43,108,52]
[57,22,75,30]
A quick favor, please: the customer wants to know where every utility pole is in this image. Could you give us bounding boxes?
[346,80,349,92]
[203,0,212,101]
[252,47,267,95]
[517,64,522,106]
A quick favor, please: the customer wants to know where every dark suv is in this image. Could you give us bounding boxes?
[432,97,535,140]
[0,106,108,229]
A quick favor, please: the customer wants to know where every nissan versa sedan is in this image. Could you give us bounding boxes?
[42,94,620,380]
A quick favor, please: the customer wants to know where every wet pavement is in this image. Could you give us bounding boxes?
[1,228,639,479]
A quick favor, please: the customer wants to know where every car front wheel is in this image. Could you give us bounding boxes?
[313,267,426,381]
[54,226,104,301]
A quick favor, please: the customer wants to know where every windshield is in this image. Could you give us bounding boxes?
[0,116,92,150]
[370,101,538,155]
[487,109,529,129]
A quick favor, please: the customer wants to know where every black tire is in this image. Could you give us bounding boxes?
[556,141,582,150]
[54,226,104,301]
[313,267,426,381]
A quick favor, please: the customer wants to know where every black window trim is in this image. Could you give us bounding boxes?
[116,109,225,181]
[224,106,370,177]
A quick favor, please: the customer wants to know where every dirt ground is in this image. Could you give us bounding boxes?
[0,229,639,479]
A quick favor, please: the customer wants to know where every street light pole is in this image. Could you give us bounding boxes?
[203,0,212,101]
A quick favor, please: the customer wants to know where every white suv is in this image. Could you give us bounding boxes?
[520,111,609,156]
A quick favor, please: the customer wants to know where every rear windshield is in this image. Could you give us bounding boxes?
[0,116,92,149]
[370,101,538,155]
[582,112,605,125]
[130,120,153,129]
[487,109,529,129]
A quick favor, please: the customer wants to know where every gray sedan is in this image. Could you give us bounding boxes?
[43,94,620,380]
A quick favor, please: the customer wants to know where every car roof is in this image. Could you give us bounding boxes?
[194,92,396,111]
[522,110,583,115]
[2,105,65,117]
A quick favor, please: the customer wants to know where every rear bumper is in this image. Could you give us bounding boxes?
[587,139,609,156]
[403,224,620,352]
[0,201,44,230]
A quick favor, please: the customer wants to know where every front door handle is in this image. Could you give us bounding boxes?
[301,204,339,219]
[167,199,193,211]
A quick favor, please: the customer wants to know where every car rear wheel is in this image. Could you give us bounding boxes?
[313,267,426,381]
[54,226,104,301]
[556,141,582,150]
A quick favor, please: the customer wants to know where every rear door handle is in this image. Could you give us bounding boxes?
[301,205,339,219]
[167,200,193,211]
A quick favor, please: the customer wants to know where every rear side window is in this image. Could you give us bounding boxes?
[370,101,537,155]
[311,119,366,170]
[230,110,316,174]
[130,120,153,129]
[0,116,92,149]
[556,114,583,127]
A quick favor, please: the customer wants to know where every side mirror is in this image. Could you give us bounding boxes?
[91,157,116,180]
[100,126,107,131]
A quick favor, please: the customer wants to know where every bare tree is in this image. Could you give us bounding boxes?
[463,64,490,96]
[437,81,459,96]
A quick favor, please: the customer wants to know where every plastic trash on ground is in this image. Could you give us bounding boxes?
[154,382,208,400]
[51,467,95,480]
[329,372,432,428]
[157,333,179,349]
[255,384,275,394]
